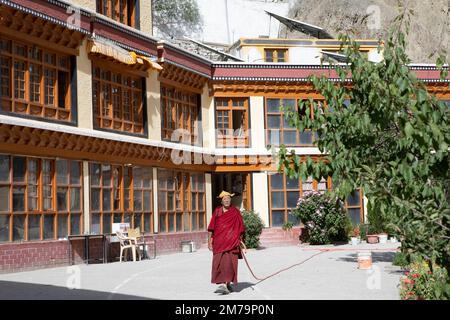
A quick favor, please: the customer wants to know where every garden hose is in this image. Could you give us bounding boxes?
[239,241,400,281]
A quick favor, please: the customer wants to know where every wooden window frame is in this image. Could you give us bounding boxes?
[157,169,206,234]
[268,173,332,227]
[215,97,250,148]
[89,162,153,235]
[0,155,83,243]
[0,37,73,122]
[265,97,321,147]
[264,48,288,63]
[92,64,145,135]
[160,85,201,146]
[96,0,136,28]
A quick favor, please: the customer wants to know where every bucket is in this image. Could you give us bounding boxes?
[357,252,372,270]
[181,240,196,253]
[378,234,388,244]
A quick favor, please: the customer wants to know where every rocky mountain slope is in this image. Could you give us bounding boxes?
[282,0,449,63]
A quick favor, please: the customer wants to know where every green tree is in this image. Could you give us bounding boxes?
[152,0,203,39]
[277,12,450,274]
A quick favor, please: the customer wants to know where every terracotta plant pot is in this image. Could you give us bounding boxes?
[366,234,379,244]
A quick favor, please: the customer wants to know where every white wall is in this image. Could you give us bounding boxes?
[195,0,292,45]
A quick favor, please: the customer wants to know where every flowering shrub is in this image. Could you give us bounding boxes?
[292,191,351,245]
[399,259,450,300]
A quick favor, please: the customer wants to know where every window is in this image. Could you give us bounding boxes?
[0,155,82,242]
[268,173,331,227]
[266,98,320,147]
[97,0,136,28]
[160,86,200,146]
[93,66,144,135]
[215,98,250,148]
[90,163,153,234]
[0,37,72,121]
[157,169,206,233]
[264,48,288,63]
[346,189,364,225]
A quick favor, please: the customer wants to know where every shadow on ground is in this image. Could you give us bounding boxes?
[232,282,255,293]
[0,281,153,300]
[334,252,396,263]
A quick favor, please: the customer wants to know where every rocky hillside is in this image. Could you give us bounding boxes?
[282,0,449,63]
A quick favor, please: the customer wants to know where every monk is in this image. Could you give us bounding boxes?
[207,191,245,295]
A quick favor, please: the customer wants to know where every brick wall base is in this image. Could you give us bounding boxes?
[0,231,208,274]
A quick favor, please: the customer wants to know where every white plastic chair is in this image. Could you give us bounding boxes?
[116,230,140,262]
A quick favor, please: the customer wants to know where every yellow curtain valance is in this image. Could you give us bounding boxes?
[87,39,162,71]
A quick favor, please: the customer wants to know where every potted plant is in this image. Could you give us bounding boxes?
[349,226,360,246]
[366,225,379,244]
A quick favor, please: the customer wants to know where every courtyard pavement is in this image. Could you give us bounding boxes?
[0,242,402,300]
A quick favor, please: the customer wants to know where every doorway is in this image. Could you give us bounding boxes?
[212,173,252,211]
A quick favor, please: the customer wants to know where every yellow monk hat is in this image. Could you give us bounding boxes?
[217,191,235,199]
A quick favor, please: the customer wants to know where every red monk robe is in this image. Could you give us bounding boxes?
[207,205,245,284]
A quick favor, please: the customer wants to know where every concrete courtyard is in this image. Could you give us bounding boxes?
[0,243,402,300]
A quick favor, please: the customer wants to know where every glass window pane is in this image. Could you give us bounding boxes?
[57,187,68,211]
[91,188,100,211]
[13,186,25,211]
[287,191,300,208]
[267,99,280,113]
[103,189,111,211]
[347,190,361,206]
[271,210,284,227]
[199,212,205,230]
[0,155,9,182]
[91,213,100,234]
[191,212,198,231]
[28,215,40,240]
[284,131,297,145]
[91,164,101,186]
[270,174,284,189]
[159,213,166,233]
[286,176,299,189]
[267,115,280,128]
[56,160,69,185]
[176,212,182,232]
[268,129,280,145]
[70,214,81,235]
[144,191,151,212]
[12,157,26,182]
[271,191,284,208]
[103,213,111,234]
[0,186,9,212]
[348,208,361,225]
[134,191,142,211]
[57,215,68,238]
[0,215,10,242]
[102,165,111,187]
[168,213,175,232]
[28,185,37,211]
[300,131,313,145]
[70,188,81,212]
[70,162,81,185]
[144,213,151,233]
[134,213,142,230]
[12,215,25,241]
[43,214,54,240]
[184,212,190,231]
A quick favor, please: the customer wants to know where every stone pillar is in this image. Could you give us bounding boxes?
[252,172,270,227]
[249,96,265,150]
[76,39,93,129]
[205,173,213,224]
[152,168,159,233]
[83,161,90,234]
[147,70,161,141]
